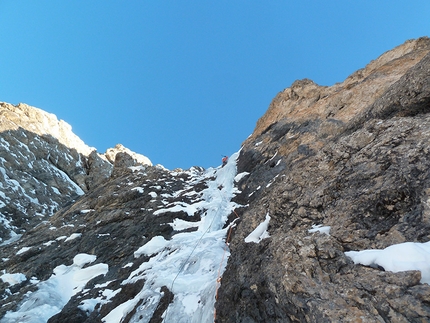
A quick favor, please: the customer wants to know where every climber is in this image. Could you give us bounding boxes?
[222,156,228,167]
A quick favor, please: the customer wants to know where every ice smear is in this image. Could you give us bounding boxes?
[103,289,162,323]
[182,293,201,314]
[245,213,271,243]
[345,241,430,284]
[1,254,108,323]
[102,152,241,323]
[49,164,84,196]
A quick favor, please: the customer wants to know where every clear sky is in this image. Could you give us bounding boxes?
[1,1,429,169]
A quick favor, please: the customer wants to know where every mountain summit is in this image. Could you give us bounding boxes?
[1,37,430,322]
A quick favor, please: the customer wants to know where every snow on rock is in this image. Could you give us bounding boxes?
[345,241,430,284]
[0,272,27,286]
[79,287,122,315]
[245,213,271,243]
[129,165,147,173]
[153,203,200,217]
[134,236,169,257]
[65,232,82,242]
[16,246,31,255]
[105,144,152,166]
[308,224,331,235]
[1,253,108,323]
[234,172,249,182]
[0,231,22,246]
[131,187,144,193]
[168,218,202,231]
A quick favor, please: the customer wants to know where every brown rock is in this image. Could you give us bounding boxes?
[216,37,430,322]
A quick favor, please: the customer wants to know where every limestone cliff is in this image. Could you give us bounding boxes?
[216,37,430,322]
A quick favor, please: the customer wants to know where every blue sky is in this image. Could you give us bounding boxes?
[1,1,429,169]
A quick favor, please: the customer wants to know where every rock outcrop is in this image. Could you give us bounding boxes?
[215,37,430,322]
[0,102,151,243]
[105,143,152,167]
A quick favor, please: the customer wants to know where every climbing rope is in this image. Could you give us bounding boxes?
[163,184,228,322]
[163,165,239,323]
[213,209,240,322]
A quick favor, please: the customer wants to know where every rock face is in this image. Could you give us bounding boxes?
[1,37,430,322]
[215,37,430,322]
[105,143,152,167]
[0,102,151,243]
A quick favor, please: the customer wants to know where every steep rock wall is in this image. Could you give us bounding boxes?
[216,37,430,322]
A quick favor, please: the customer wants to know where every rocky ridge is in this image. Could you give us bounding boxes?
[0,102,151,244]
[0,37,430,322]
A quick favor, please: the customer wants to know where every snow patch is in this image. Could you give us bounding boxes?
[132,187,144,193]
[0,272,27,286]
[16,246,31,255]
[134,236,169,258]
[154,203,200,217]
[234,172,249,182]
[245,214,271,243]
[65,233,82,242]
[169,218,201,231]
[308,224,331,235]
[345,241,430,284]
